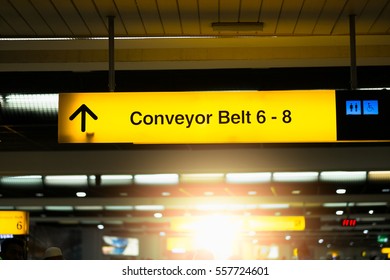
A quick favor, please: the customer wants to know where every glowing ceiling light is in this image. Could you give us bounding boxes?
[336,189,346,194]
[319,171,366,182]
[273,172,318,182]
[76,192,87,198]
[258,204,289,209]
[135,205,165,211]
[226,172,271,183]
[336,210,344,215]
[45,206,73,211]
[100,175,133,186]
[0,175,43,187]
[134,174,179,185]
[181,173,224,183]
[45,175,88,187]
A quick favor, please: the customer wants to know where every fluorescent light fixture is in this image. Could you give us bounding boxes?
[318,239,324,244]
[134,174,178,185]
[368,210,374,215]
[0,35,219,41]
[74,206,104,211]
[368,171,390,181]
[100,175,133,186]
[45,206,73,211]
[161,192,171,196]
[323,202,354,207]
[273,172,318,182]
[16,206,43,211]
[247,191,257,196]
[336,189,346,194]
[291,190,301,195]
[44,175,88,187]
[181,173,224,183]
[104,220,124,225]
[355,202,387,207]
[382,188,390,193]
[1,94,58,115]
[104,205,134,211]
[0,175,43,187]
[258,204,289,209]
[336,210,344,215]
[319,171,366,182]
[285,235,291,241]
[134,205,165,211]
[226,172,271,184]
[212,22,264,31]
[360,217,385,222]
[97,224,104,230]
[0,206,14,210]
[363,230,369,234]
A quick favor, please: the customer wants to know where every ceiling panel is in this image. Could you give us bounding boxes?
[260,0,284,34]
[0,0,34,35]
[177,0,200,34]
[198,0,219,34]
[157,0,182,35]
[368,0,390,33]
[73,0,108,36]
[50,0,91,36]
[115,0,146,35]
[313,0,348,35]
[30,0,72,36]
[136,0,164,35]
[276,0,305,34]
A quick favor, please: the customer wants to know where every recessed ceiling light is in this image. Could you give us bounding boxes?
[291,190,301,195]
[247,191,257,196]
[154,213,163,218]
[76,192,87,198]
[161,192,171,196]
[97,224,104,230]
[363,229,369,234]
[285,235,291,241]
[336,189,346,194]
[336,210,344,215]
[318,239,324,244]
[368,210,374,215]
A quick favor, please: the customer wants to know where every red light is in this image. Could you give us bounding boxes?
[341,218,357,227]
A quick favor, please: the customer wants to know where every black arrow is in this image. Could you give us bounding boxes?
[69,104,98,132]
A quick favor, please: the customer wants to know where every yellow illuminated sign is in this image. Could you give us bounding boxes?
[0,211,29,235]
[170,216,305,232]
[58,90,336,144]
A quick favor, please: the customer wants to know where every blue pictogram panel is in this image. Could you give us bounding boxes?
[363,100,378,115]
[346,100,361,115]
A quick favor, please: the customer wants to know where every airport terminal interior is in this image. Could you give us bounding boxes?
[0,0,390,260]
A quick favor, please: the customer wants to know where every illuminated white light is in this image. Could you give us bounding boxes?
[45,175,88,187]
[291,190,301,195]
[154,213,163,218]
[100,175,133,186]
[159,232,166,236]
[16,206,43,211]
[258,204,289,209]
[161,192,171,196]
[336,210,344,215]
[0,35,219,41]
[104,205,134,211]
[134,174,179,185]
[273,172,318,182]
[76,192,87,198]
[382,188,390,193]
[356,202,387,207]
[135,205,165,211]
[285,235,291,241]
[226,172,271,183]
[368,210,374,215]
[319,171,366,182]
[75,206,104,211]
[323,202,354,208]
[181,173,224,183]
[35,193,44,197]
[0,206,14,210]
[204,192,214,196]
[363,230,369,234]
[0,175,43,186]
[247,191,257,196]
[193,215,239,260]
[2,94,58,113]
[45,206,73,211]
[336,189,346,194]
[97,224,104,230]
[318,238,324,244]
